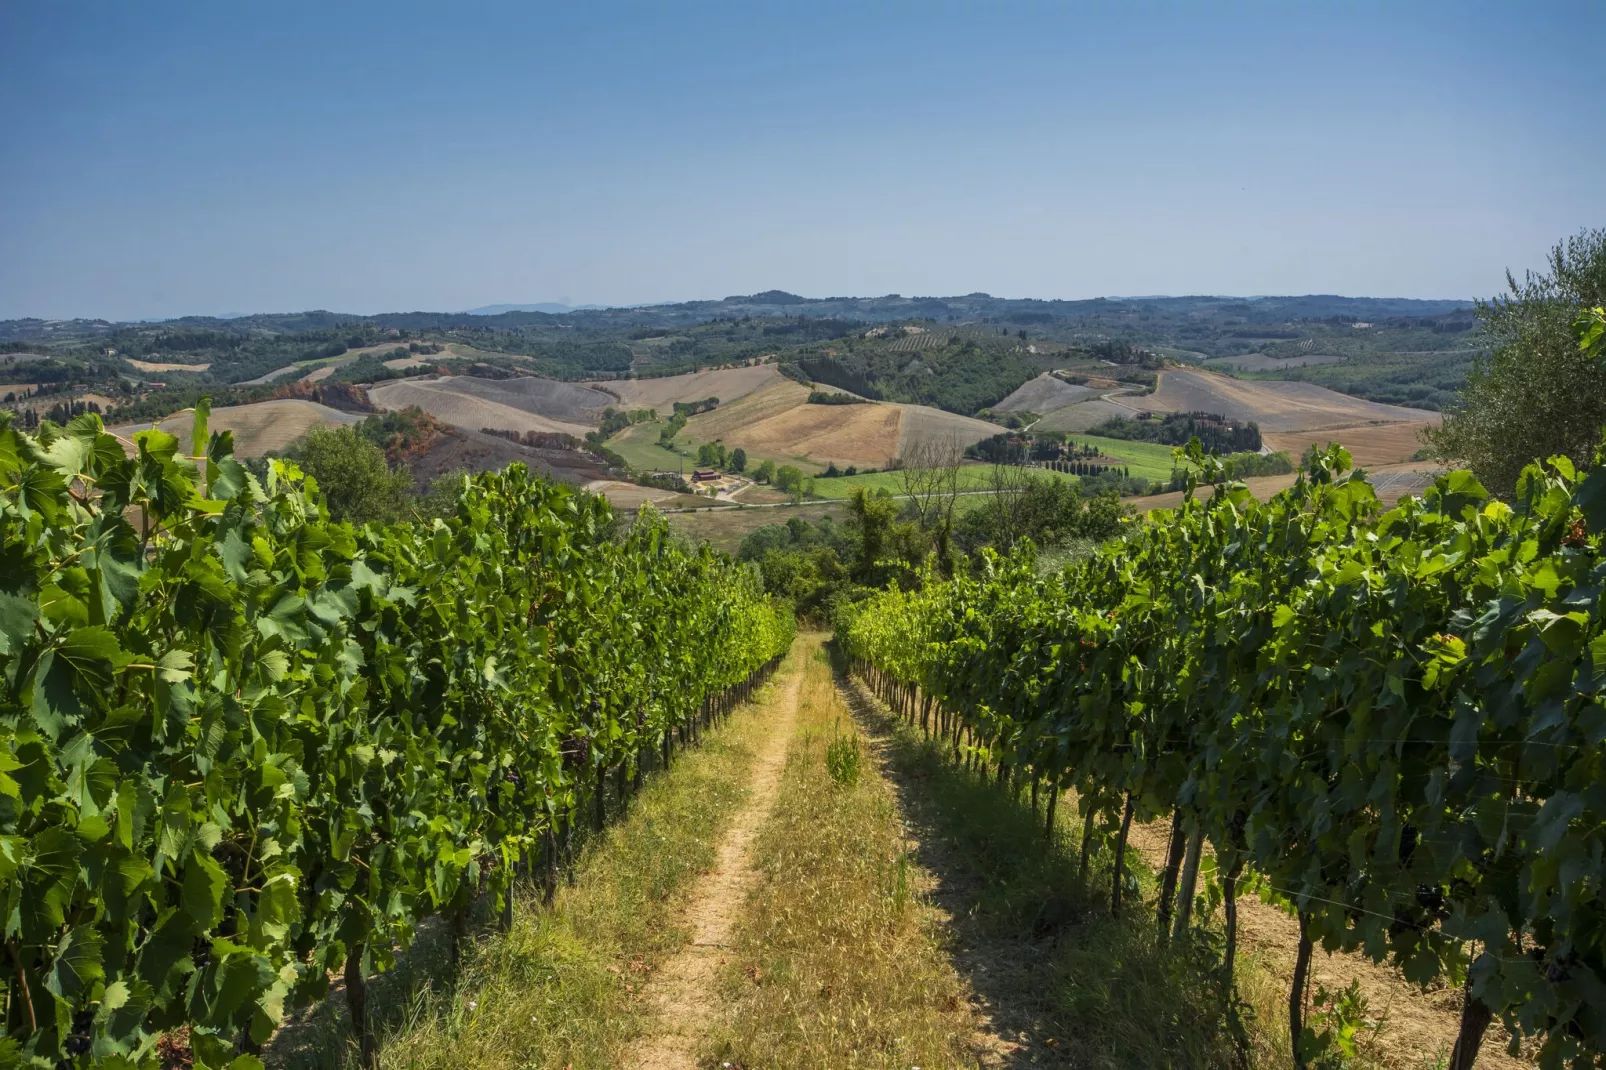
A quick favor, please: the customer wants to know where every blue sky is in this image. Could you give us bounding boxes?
[2,1,1601,320]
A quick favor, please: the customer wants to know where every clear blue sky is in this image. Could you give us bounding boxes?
[2,1,1601,320]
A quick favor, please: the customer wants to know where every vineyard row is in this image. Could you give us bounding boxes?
[0,405,795,1068]
[840,444,1606,1069]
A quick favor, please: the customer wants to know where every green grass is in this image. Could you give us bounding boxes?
[1060,433,1179,480]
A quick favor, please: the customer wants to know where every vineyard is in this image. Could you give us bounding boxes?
[842,443,1606,1069]
[0,405,793,1067]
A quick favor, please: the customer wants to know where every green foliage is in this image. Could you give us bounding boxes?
[0,406,793,1065]
[1090,410,1262,454]
[953,477,1125,553]
[842,440,1606,1066]
[289,425,414,525]
[1426,229,1606,494]
[753,459,776,484]
[729,447,747,473]
[824,725,862,786]
[774,465,805,494]
[806,391,865,405]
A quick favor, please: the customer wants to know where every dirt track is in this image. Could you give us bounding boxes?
[622,662,801,1069]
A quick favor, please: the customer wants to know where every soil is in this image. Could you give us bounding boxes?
[367,378,596,438]
[1264,421,1438,468]
[622,662,803,1069]
[406,426,608,489]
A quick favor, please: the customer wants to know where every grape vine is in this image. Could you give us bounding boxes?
[0,404,793,1067]
[842,443,1606,1069]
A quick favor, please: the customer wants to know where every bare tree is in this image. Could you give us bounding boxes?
[896,435,964,571]
[981,461,1037,554]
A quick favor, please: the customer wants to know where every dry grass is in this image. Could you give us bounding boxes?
[586,364,783,410]
[125,357,211,372]
[346,662,793,1070]
[709,641,980,1068]
[109,399,359,457]
[991,372,1101,414]
[1144,368,1436,433]
[896,403,1003,456]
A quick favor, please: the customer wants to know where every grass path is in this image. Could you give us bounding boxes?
[622,649,804,1068]
[706,636,998,1068]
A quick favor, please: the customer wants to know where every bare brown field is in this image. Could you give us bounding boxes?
[992,372,1100,413]
[109,400,359,457]
[736,398,904,469]
[1143,367,1436,433]
[126,358,211,373]
[1265,420,1437,467]
[367,377,599,437]
[586,364,783,411]
[683,382,813,439]
[896,404,1001,456]
[429,375,613,423]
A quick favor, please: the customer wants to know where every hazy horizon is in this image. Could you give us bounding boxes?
[3,1,1601,321]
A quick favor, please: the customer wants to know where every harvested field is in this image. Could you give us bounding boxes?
[383,356,432,370]
[1031,396,1140,433]
[682,382,813,440]
[367,377,598,438]
[425,374,613,423]
[896,404,1002,456]
[992,372,1099,413]
[109,400,358,457]
[1264,420,1438,467]
[301,365,337,382]
[733,397,904,469]
[585,365,783,411]
[1203,353,1345,372]
[125,358,211,373]
[1142,367,1436,432]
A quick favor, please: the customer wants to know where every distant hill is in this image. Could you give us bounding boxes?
[462,302,606,315]
[0,292,1475,344]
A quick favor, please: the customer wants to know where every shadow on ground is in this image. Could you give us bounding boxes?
[830,648,1246,1070]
